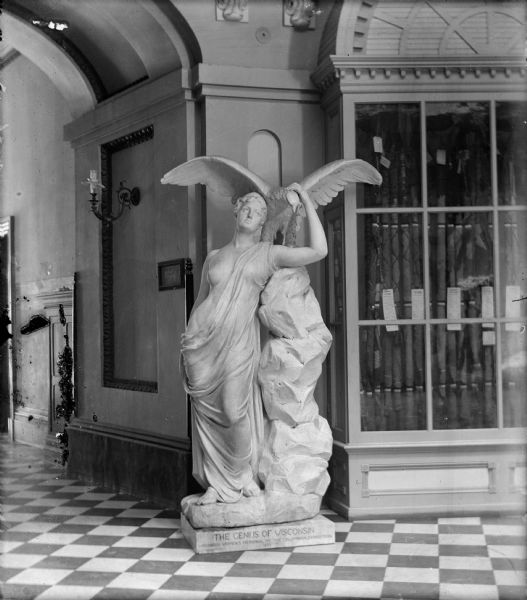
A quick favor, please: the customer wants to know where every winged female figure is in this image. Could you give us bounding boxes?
[161,156,381,506]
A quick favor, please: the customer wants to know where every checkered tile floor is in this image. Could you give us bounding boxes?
[1,438,525,599]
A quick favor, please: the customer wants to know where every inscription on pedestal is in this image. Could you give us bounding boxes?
[181,514,335,554]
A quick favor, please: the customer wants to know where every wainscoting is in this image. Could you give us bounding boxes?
[67,419,197,510]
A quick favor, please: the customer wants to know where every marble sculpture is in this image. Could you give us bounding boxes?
[161,156,381,529]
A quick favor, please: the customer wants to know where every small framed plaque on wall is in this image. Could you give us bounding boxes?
[158,259,185,291]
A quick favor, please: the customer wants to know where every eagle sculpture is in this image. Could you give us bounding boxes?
[161,156,382,246]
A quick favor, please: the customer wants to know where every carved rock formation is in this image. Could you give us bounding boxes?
[258,267,333,499]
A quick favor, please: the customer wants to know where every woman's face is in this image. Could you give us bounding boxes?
[236,194,267,232]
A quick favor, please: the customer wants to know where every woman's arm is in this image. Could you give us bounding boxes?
[272,183,328,268]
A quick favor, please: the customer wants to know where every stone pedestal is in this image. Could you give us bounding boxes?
[181,513,335,554]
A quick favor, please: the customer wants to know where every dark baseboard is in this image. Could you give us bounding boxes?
[67,420,199,511]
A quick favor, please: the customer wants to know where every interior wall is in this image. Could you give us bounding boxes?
[70,73,190,441]
[204,96,325,252]
[112,138,158,385]
[176,0,329,72]
[2,55,75,284]
[1,54,75,443]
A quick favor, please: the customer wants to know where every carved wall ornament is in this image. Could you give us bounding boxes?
[283,0,320,31]
[216,0,248,23]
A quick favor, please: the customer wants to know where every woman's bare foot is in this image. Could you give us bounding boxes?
[242,480,261,497]
[196,487,220,505]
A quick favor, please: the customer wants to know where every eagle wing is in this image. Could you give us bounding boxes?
[161,155,272,199]
[300,159,382,207]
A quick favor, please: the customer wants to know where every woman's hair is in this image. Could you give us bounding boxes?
[232,192,268,220]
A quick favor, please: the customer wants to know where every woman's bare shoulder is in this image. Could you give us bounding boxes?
[206,248,221,260]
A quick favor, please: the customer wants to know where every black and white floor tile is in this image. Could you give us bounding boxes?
[1,438,525,599]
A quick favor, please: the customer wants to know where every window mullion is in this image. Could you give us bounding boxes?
[490,99,504,429]
[421,100,433,432]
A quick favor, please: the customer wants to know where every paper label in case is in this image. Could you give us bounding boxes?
[481,286,494,328]
[436,149,447,165]
[411,289,424,320]
[505,285,522,331]
[382,288,399,331]
[447,287,462,330]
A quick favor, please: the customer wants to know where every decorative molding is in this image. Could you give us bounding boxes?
[68,417,190,452]
[36,289,73,311]
[100,125,156,393]
[508,462,527,495]
[336,1,526,58]
[65,70,184,148]
[312,61,339,96]
[334,436,527,453]
[17,277,75,298]
[361,461,496,497]
[216,0,248,22]
[350,0,377,54]
[102,125,154,154]
[313,55,527,93]
[191,63,319,103]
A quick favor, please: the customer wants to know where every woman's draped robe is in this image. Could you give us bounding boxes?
[181,242,277,503]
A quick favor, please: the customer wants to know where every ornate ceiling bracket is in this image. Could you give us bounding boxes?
[283,0,320,31]
[216,0,248,22]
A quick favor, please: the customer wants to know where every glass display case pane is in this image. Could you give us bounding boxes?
[426,102,491,206]
[358,214,423,321]
[502,325,527,428]
[432,324,497,429]
[360,325,426,431]
[355,103,421,208]
[429,212,494,318]
[499,212,527,320]
[496,101,527,205]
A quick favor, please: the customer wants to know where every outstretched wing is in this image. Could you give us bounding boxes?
[300,159,382,207]
[161,156,272,199]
